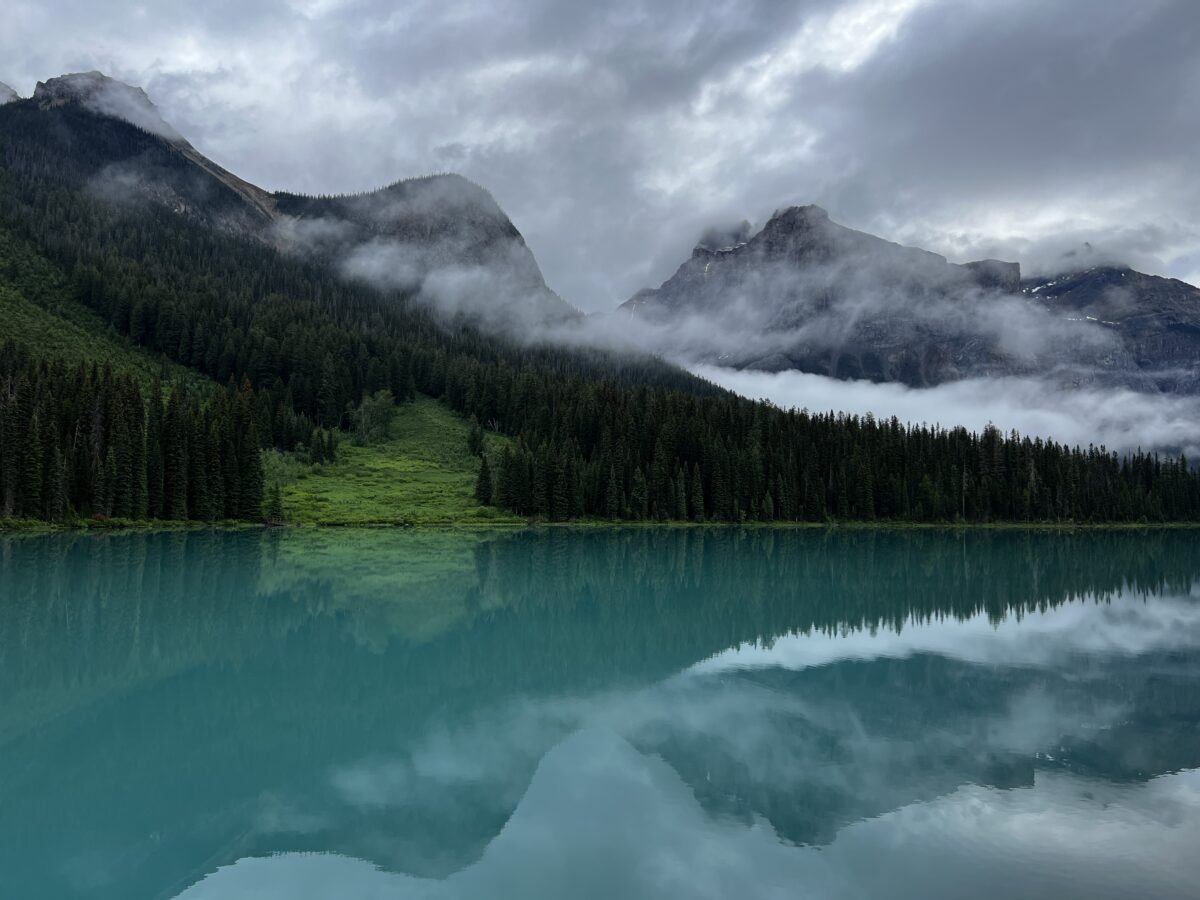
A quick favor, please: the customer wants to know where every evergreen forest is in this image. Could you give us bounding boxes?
[2,99,1198,525]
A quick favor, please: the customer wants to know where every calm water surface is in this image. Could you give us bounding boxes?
[2,528,1199,899]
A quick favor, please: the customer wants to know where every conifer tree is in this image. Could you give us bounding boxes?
[146,379,164,518]
[467,420,484,457]
[690,465,705,522]
[163,389,189,520]
[265,481,284,523]
[47,445,67,521]
[475,454,493,504]
[20,410,44,518]
[606,466,621,520]
[675,467,689,520]
[551,452,570,521]
[631,467,649,520]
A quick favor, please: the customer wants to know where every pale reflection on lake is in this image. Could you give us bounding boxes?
[2,528,1198,899]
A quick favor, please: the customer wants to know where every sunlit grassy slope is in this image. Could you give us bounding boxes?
[266,396,521,525]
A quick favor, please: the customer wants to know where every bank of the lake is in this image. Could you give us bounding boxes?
[6,517,1200,534]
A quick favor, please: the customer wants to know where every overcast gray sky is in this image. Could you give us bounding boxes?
[3,0,1198,311]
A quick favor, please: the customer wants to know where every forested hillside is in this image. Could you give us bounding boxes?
[0,343,265,522]
[2,87,1199,525]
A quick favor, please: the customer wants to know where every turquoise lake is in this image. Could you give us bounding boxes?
[2,528,1199,899]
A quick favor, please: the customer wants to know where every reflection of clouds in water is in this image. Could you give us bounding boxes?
[326,681,814,811]
[178,593,1200,898]
[329,591,1200,806]
[179,732,1200,899]
[693,591,1200,675]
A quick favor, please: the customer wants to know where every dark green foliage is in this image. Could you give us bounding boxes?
[264,481,284,524]
[309,429,327,464]
[351,389,396,446]
[0,343,266,522]
[467,420,484,457]
[1,99,1199,524]
[474,455,493,505]
[606,467,621,521]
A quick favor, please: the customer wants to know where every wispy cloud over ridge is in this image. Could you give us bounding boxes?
[695,364,1200,457]
[1,0,1196,310]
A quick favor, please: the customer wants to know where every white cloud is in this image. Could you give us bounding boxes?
[695,364,1200,455]
[179,747,1200,900]
[2,0,1196,311]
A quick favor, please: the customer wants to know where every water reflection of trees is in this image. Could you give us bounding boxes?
[1,527,1198,899]
[3,528,1199,717]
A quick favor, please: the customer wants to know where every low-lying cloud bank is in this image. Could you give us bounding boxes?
[693,364,1200,457]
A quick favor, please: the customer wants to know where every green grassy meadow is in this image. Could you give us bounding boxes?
[265,396,520,526]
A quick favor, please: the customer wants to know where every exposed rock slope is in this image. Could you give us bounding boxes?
[625,206,1200,391]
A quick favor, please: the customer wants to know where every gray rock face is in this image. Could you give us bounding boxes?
[964,259,1022,294]
[1023,267,1200,393]
[624,206,1200,392]
[0,82,18,105]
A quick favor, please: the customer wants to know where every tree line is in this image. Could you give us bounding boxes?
[0,343,267,521]
[461,368,1200,523]
[2,100,1200,525]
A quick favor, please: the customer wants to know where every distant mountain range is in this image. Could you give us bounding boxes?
[624,205,1200,392]
[10,72,1197,395]
[2,69,1198,525]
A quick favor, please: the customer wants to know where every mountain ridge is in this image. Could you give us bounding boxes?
[6,70,574,323]
[3,69,1199,528]
[624,205,1200,392]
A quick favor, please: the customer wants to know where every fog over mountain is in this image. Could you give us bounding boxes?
[2,0,1198,311]
[624,206,1200,393]
[15,67,1199,457]
[12,72,574,335]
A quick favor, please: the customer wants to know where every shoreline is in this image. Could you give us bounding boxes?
[4,518,1200,535]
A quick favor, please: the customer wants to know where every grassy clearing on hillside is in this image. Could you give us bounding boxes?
[264,396,521,526]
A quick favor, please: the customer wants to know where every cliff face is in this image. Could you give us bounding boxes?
[624,206,1200,392]
[0,83,18,105]
[1022,267,1200,393]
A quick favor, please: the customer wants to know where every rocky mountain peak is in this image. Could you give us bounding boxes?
[696,220,755,253]
[0,82,18,105]
[616,204,1200,390]
[32,71,187,145]
[768,204,830,227]
[964,259,1022,294]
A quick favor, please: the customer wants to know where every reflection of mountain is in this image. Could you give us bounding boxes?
[2,528,1199,899]
[654,647,1200,847]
